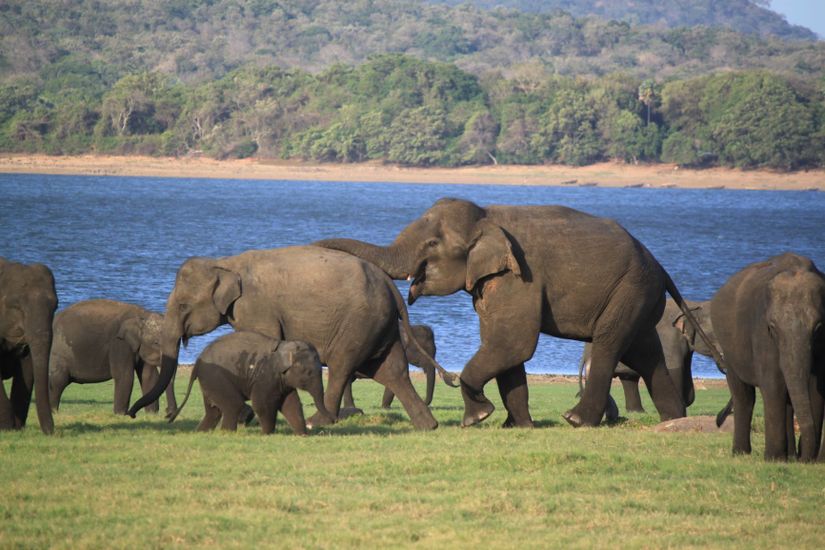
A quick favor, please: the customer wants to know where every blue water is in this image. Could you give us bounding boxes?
[2,173,823,378]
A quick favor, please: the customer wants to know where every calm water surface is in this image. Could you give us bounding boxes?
[2,173,823,379]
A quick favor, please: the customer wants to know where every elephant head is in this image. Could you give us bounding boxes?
[766,268,825,460]
[674,301,717,359]
[274,340,331,421]
[128,257,241,417]
[0,260,57,434]
[316,198,521,304]
[117,313,163,368]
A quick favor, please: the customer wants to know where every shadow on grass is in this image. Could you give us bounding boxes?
[59,418,201,435]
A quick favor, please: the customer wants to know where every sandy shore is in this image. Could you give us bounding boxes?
[1,154,823,191]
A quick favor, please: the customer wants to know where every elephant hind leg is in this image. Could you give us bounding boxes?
[197,396,221,431]
[621,327,685,421]
[381,387,395,409]
[371,342,437,430]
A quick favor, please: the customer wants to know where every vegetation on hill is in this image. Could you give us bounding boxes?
[1,1,823,170]
[431,0,819,41]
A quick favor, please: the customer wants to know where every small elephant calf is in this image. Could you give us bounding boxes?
[170,331,333,434]
[49,299,175,415]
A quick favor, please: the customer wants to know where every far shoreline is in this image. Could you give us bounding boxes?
[1,153,823,192]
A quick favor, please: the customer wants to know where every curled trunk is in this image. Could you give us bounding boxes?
[128,315,181,417]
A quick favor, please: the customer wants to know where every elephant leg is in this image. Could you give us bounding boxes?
[278,390,307,435]
[564,342,624,427]
[727,372,755,456]
[371,341,437,430]
[138,365,160,414]
[164,371,178,418]
[251,394,279,435]
[0,362,17,429]
[760,377,791,461]
[620,327,685,422]
[10,355,35,428]
[342,378,356,409]
[197,395,221,431]
[49,365,70,413]
[461,315,539,428]
[811,366,824,462]
[238,404,256,426]
[307,361,351,428]
[498,364,534,428]
[111,362,135,415]
[381,387,395,409]
[619,376,645,413]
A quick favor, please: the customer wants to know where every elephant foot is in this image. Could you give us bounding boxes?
[460,379,495,427]
[604,397,620,424]
[562,409,601,428]
[306,410,337,430]
[239,405,256,426]
[338,407,364,419]
[501,413,534,429]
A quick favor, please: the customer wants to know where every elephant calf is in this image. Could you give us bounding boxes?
[171,331,332,435]
[49,299,176,416]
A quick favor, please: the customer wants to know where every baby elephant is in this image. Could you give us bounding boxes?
[171,332,334,434]
[49,299,176,415]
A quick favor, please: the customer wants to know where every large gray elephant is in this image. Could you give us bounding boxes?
[711,252,825,462]
[342,324,438,411]
[316,198,723,428]
[578,299,718,418]
[49,299,177,416]
[171,332,329,435]
[0,258,56,434]
[127,246,454,430]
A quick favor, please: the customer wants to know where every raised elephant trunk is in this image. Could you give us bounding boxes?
[128,315,181,418]
[313,239,416,280]
[780,339,818,461]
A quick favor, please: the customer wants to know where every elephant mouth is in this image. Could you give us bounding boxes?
[407,262,427,305]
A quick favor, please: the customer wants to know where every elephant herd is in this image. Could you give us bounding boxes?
[2,197,823,463]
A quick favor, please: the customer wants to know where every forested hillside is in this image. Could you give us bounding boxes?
[431,0,819,41]
[1,1,823,170]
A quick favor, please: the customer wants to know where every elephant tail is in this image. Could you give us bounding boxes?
[166,362,199,423]
[715,398,733,428]
[664,272,728,375]
[388,281,459,388]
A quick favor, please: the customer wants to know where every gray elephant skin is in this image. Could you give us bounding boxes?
[579,299,717,417]
[0,258,57,434]
[317,198,723,428]
[128,246,450,430]
[49,299,177,416]
[171,332,328,434]
[711,252,825,462]
[343,324,438,411]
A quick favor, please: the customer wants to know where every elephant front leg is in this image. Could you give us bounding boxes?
[760,377,792,461]
[0,364,17,429]
[726,372,755,456]
[278,390,307,436]
[498,364,533,428]
[307,364,349,429]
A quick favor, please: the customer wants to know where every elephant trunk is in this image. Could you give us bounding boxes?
[313,239,416,280]
[424,366,435,406]
[26,316,54,434]
[780,339,819,461]
[128,314,181,418]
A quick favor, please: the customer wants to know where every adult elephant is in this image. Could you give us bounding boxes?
[578,299,718,418]
[342,324,438,411]
[49,299,177,416]
[316,198,723,428]
[711,253,825,462]
[0,258,57,434]
[127,246,454,430]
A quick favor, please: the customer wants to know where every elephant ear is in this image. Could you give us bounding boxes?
[212,267,241,315]
[465,220,521,292]
[673,308,699,346]
[116,317,144,353]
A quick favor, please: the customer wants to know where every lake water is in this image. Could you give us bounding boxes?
[2,173,823,379]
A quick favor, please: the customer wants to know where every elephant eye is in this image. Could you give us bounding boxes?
[427,239,439,248]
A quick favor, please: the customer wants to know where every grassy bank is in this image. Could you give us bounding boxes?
[1,374,822,549]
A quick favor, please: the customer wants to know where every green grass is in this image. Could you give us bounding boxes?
[1,373,822,549]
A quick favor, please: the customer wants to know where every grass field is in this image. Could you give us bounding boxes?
[2,372,823,549]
